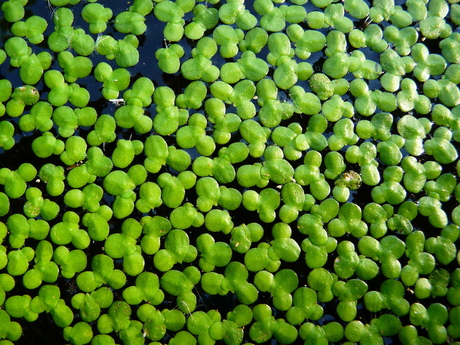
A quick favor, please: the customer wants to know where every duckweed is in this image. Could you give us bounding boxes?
[1,1,460,345]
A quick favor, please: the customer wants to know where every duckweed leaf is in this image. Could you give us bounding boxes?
[115,11,146,36]
[2,0,26,22]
